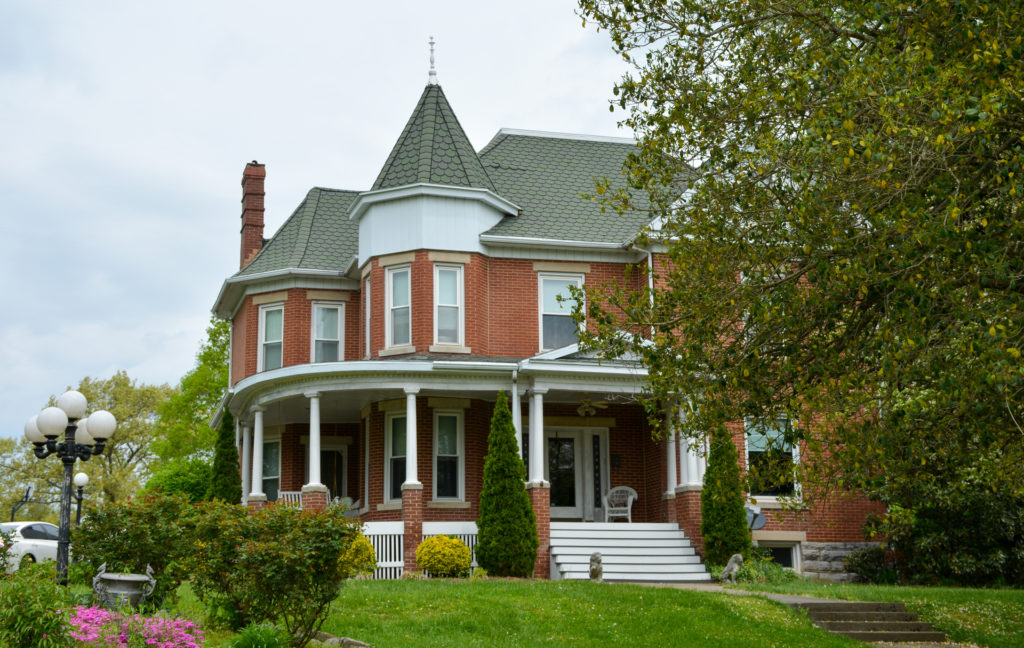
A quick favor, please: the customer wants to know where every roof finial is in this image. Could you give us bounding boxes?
[428,36,438,85]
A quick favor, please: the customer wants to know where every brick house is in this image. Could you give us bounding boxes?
[212,74,880,581]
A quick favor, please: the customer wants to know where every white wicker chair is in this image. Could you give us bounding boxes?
[603,486,638,523]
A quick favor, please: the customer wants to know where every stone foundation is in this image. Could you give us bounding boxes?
[801,542,880,582]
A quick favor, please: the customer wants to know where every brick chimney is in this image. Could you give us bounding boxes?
[240,161,266,269]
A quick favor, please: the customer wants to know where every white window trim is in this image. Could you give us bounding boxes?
[753,540,803,572]
[432,410,465,502]
[744,417,802,504]
[432,264,464,347]
[538,273,585,352]
[257,303,284,372]
[364,279,371,359]
[384,413,407,503]
[386,265,411,349]
[310,301,345,363]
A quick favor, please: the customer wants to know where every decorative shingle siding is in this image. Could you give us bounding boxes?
[372,84,495,192]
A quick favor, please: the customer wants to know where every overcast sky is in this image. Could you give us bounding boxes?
[0,1,632,439]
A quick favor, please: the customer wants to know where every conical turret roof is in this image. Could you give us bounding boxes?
[371,83,495,192]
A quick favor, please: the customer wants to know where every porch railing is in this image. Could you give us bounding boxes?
[362,521,480,579]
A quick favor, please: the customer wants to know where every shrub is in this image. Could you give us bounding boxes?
[0,528,12,576]
[700,426,752,565]
[74,490,195,607]
[735,549,801,584]
[69,606,204,647]
[476,392,538,577]
[416,536,472,578]
[843,545,899,584]
[229,622,291,648]
[189,500,360,648]
[0,562,74,648]
[338,533,377,579]
[207,410,242,503]
[144,458,212,504]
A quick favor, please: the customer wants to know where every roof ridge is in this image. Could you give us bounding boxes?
[490,128,636,145]
[289,188,320,268]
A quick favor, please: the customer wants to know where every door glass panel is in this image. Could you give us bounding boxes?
[593,434,602,509]
[321,449,344,500]
[548,437,577,508]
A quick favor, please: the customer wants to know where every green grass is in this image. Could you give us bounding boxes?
[734,581,1024,648]
[322,580,861,648]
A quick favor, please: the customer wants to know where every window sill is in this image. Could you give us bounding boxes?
[376,501,402,511]
[379,345,416,357]
[428,344,472,354]
[747,496,805,510]
[427,500,470,509]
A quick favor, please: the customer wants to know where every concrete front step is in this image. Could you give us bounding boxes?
[791,601,946,644]
[549,522,709,583]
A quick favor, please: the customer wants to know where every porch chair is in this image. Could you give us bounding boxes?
[603,486,638,523]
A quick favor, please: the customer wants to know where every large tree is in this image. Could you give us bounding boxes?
[152,317,230,462]
[577,1,1024,579]
[1,372,173,518]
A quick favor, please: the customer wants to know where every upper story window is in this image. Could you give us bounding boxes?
[259,304,283,371]
[433,411,464,501]
[434,264,464,346]
[312,302,344,362]
[387,266,411,347]
[745,418,797,498]
[539,274,583,351]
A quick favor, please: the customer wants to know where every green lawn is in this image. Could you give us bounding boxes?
[320,580,860,648]
[734,582,1024,648]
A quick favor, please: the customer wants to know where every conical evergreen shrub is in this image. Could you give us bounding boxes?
[700,425,751,565]
[475,391,538,576]
[207,410,242,503]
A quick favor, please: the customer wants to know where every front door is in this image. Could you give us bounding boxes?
[545,428,608,521]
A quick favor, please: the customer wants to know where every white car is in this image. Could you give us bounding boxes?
[0,521,59,571]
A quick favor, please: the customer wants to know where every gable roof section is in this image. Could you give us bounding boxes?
[371,84,495,192]
[237,187,360,277]
[478,130,652,245]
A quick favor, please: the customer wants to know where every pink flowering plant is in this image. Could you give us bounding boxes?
[69,606,204,648]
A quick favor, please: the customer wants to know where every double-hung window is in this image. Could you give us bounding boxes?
[434,264,464,346]
[363,279,371,358]
[433,411,464,501]
[385,415,407,502]
[539,274,583,351]
[262,439,281,502]
[311,302,344,362]
[387,266,411,348]
[745,418,797,497]
[259,304,283,371]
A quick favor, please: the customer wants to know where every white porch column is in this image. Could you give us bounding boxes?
[528,388,547,484]
[666,432,678,494]
[250,407,266,500]
[511,374,522,455]
[305,392,324,487]
[404,387,421,486]
[241,422,252,504]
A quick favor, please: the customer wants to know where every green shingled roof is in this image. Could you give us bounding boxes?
[371,84,495,192]
[237,187,359,276]
[478,131,651,245]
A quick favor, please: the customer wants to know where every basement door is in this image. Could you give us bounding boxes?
[545,428,609,521]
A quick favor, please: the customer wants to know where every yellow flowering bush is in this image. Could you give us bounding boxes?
[339,532,377,579]
[415,535,471,578]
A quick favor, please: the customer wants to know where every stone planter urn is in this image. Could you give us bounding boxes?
[92,562,156,609]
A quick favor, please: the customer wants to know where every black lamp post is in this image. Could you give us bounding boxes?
[24,390,115,586]
[73,472,89,527]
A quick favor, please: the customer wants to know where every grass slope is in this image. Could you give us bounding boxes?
[324,580,859,648]
[735,582,1024,648]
